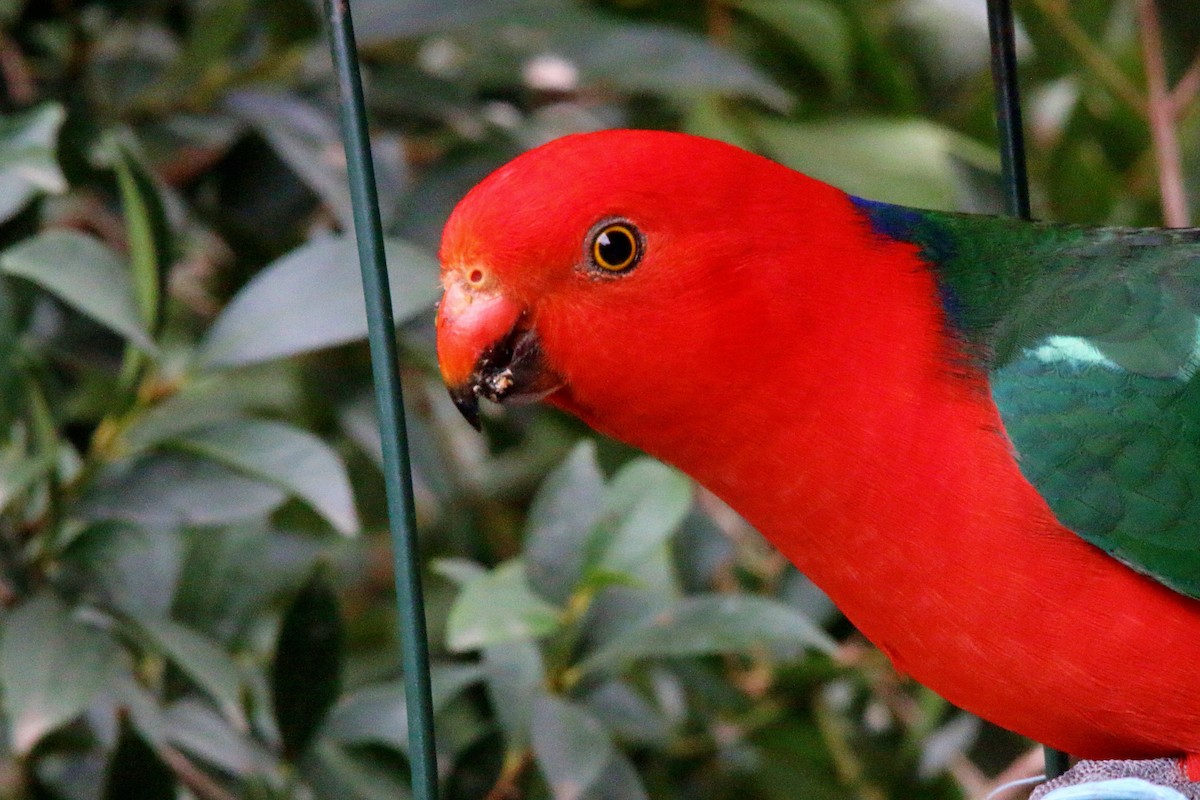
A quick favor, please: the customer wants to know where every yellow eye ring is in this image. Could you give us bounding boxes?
[590,223,640,273]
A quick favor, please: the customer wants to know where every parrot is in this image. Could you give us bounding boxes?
[433,129,1200,781]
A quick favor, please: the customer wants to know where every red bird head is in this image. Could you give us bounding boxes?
[436,129,904,457]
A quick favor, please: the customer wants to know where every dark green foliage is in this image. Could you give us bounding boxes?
[273,570,345,760]
[101,722,176,800]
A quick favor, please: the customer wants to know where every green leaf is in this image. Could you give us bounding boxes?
[582,751,649,800]
[231,92,350,229]
[225,91,406,230]
[749,116,997,211]
[380,389,461,501]
[530,694,615,800]
[593,458,692,580]
[482,639,544,747]
[743,714,855,798]
[581,680,671,747]
[163,699,275,777]
[570,20,791,110]
[107,139,172,332]
[0,280,21,433]
[731,0,852,94]
[0,593,122,754]
[2,230,156,351]
[80,452,288,528]
[0,0,24,26]
[164,418,358,535]
[897,0,1000,83]
[682,96,758,152]
[577,594,836,676]
[122,362,304,453]
[360,4,790,108]
[525,441,607,604]
[244,661,282,753]
[570,460,691,652]
[302,738,412,800]
[445,560,561,651]
[431,557,487,586]
[0,103,66,223]
[262,0,320,47]
[136,616,246,728]
[197,236,438,369]
[352,0,534,40]
[171,526,324,648]
[0,446,56,517]
[273,570,343,759]
[322,664,484,752]
[674,507,735,592]
[23,362,56,456]
[61,523,183,620]
[778,567,838,627]
[578,561,676,657]
[113,670,169,749]
[165,0,254,84]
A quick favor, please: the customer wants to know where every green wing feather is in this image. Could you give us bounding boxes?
[853,198,1200,599]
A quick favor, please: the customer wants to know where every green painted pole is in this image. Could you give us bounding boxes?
[984,0,1069,781]
[322,2,440,798]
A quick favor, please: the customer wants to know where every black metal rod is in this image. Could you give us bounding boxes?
[986,0,1032,220]
[985,0,1069,780]
[323,1,440,798]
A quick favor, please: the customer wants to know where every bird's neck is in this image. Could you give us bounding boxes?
[563,204,1064,643]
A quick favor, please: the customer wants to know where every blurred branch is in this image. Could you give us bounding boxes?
[0,32,34,106]
[814,691,888,800]
[1027,0,1146,115]
[1172,51,1200,119]
[157,147,231,187]
[698,488,787,594]
[837,640,997,799]
[889,694,989,798]
[484,748,532,800]
[159,745,239,800]
[706,0,733,43]
[1136,0,1190,226]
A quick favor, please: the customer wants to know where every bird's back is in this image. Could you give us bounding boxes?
[854,199,1200,600]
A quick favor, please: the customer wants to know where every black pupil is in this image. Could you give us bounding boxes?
[598,228,634,267]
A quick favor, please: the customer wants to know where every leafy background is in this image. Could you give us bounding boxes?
[0,0,1195,798]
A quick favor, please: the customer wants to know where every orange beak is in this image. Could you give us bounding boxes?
[435,276,560,429]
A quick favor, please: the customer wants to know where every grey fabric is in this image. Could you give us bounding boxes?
[1030,760,1200,800]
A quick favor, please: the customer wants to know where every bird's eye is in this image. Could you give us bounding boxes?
[589,222,641,273]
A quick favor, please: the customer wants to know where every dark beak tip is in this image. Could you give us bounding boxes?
[449,384,483,431]
[444,323,551,433]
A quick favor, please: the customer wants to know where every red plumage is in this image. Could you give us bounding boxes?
[437,130,1200,770]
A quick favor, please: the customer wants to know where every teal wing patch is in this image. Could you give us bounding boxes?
[983,227,1200,600]
[851,198,1200,599]
[992,344,1200,599]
